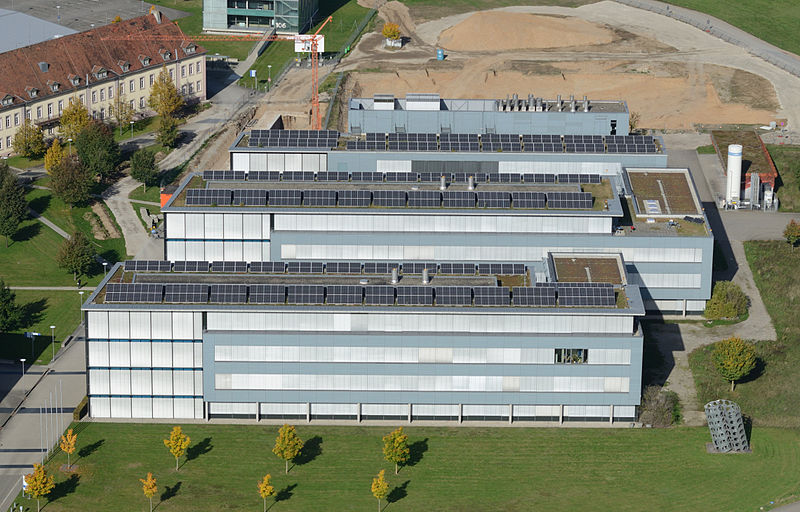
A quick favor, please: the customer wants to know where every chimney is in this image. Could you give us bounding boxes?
[583,95,589,112]
[439,175,447,191]
[152,9,162,24]
[570,95,576,112]
[468,175,474,190]
[391,268,398,284]
[422,268,430,285]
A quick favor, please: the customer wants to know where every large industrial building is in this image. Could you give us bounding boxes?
[203,0,318,34]
[82,92,713,422]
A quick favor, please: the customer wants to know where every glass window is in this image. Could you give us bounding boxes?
[188,83,194,94]
[196,62,201,74]
[91,91,96,102]
[140,77,144,89]
[129,80,135,92]
[47,104,52,116]
[0,139,2,149]
[181,65,186,78]
[99,108,105,120]
[139,97,145,109]
[196,81,202,92]
[36,106,42,118]
[100,88,105,101]
[554,348,588,364]
[149,74,154,85]
[189,64,193,75]
[4,116,8,128]
[79,94,85,105]
[5,136,10,147]
[13,113,18,126]
[58,100,63,113]
[181,84,186,94]
[109,86,114,99]
[130,99,134,109]
[169,69,173,80]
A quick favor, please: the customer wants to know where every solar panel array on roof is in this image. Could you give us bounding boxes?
[185,189,232,206]
[232,189,268,206]
[473,286,510,306]
[105,283,164,303]
[173,261,209,272]
[523,173,557,184]
[557,282,615,307]
[435,286,472,305]
[486,173,522,183]
[365,285,395,305]
[203,170,245,181]
[511,191,546,209]
[477,263,525,275]
[123,260,172,272]
[210,261,247,273]
[347,141,386,151]
[351,171,383,182]
[366,133,386,141]
[326,285,363,304]
[476,191,511,208]
[513,286,556,306]
[439,263,476,275]
[268,189,302,206]
[419,172,447,183]
[248,261,286,273]
[337,190,371,207]
[248,171,281,181]
[402,262,437,275]
[209,284,248,304]
[396,286,434,305]
[386,172,417,182]
[316,171,349,182]
[286,261,323,274]
[408,190,440,207]
[287,285,325,304]
[326,262,362,274]
[249,284,286,304]
[547,191,593,209]
[524,143,563,153]
[443,191,475,208]
[373,190,406,207]
[282,171,316,181]
[303,189,337,206]
[557,174,601,184]
[164,284,209,303]
[364,262,398,274]
[248,129,338,149]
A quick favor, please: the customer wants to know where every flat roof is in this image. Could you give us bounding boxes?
[349,95,628,114]
[551,254,625,285]
[0,8,76,53]
[626,168,703,217]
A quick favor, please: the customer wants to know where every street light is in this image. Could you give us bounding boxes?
[56,5,60,24]
[20,359,26,376]
[103,261,108,275]
[50,325,56,363]
[130,120,134,139]
[67,137,72,154]
[267,64,272,92]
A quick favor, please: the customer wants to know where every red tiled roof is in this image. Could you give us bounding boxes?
[0,11,206,111]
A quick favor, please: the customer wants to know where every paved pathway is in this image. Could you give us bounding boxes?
[9,287,94,291]
[26,208,69,240]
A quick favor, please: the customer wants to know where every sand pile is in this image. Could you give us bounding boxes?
[437,12,615,51]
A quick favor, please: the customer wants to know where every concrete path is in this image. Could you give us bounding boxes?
[129,199,161,207]
[9,287,94,291]
[100,176,149,259]
[26,208,69,240]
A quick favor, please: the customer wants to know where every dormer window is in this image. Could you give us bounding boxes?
[159,49,171,61]
[1,95,12,107]
[183,42,196,55]
[68,74,80,86]
[26,87,38,98]
[92,66,108,80]
[49,81,60,92]
[118,60,130,72]
[139,54,151,66]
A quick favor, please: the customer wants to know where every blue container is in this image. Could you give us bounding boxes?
[436,48,444,61]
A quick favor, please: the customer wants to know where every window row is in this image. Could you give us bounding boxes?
[89,368,202,396]
[88,340,202,368]
[166,240,271,264]
[89,396,203,419]
[87,311,203,341]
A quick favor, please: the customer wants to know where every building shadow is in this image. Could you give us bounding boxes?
[185,437,213,462]
[406,438,428,467]
[640,321,681,387]
[702,201,738,281]
[294,436,322,466]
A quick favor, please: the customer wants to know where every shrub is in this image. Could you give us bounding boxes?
[704,281,747,320]
[638,385,681,427]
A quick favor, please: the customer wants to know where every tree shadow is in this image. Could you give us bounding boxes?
[742,414,753,444]
[294,436,322,466]
[185,437,213,462]
[386,480,409,504]
[50,473,79,501]
[160,481,182,502]
[406,438,428,467]
[12,221,41,243]
[19,298,47,329]
[77,439,104,460]
[27,194,50,217]
[739,357,766,384]
[275,483,297,503]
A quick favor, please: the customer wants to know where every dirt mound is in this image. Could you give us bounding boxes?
[438,12,614,51]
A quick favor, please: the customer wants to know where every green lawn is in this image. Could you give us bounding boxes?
[766,144,800,212]
[147,0,255,60]
[112,115,161,143]
[696,144,717,154]
[129,184,163,204]
[690,241,800,427]
[664,0,800,57]
[0,291,82,365]
[4,155,44,170]
[19,423,800,511]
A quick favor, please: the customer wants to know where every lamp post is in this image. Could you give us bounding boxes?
[20,359,26,376]
[27,332,40,360]
[103,262,108,275]
[129,120,134,140]
[67,137,72,154]
[50,325,56,362]
[267,65,272,92]
[56,5,60,24]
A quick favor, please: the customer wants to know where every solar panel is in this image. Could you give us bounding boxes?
[249,284,286,304]
[123,260,171,272]
[322,262,360,274]
[249,261,285,273]
[282,171,315,181]
[365,285,395,305]
[173,261,208,272]
[232,189,268,206]
[402,262,437,275]
[287,285,325,304]
[513,286,556,307]
[364,262,398,274]
[164,284,208,303]
[202,170,245,181]
[522,173,556,184]
[473,287,510,306]
[249,171,281,181]
[317,171,350,182]
[408,190,440,208]
[326,285,363,305]
[303,189,337,206]
[104,283,163,303]
[476,191,510,208]
[420,172,449,183]
[442,191,475,208]
[185,189,232,206]
[546,191,593,209]
[511,191,546,209]
[373,190,406,207]
[439,263,475,275]
[396,286,434,305]
[434,286,472,305]
[557,284,615,307]
[351,171,383,182]
[477,263,525,275]
[209,284,248,304]
[210,261,247,273]
[268,189,302,206]
[386,172,417,182]
[337,190,371,207]
[286,261,324,274]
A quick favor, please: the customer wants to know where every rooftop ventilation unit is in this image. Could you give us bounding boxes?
[373,94,395,111]
[406,93,440,111]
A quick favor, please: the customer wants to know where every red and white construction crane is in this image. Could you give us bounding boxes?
[103,15,333,129]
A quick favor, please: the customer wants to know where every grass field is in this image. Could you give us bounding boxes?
[0,217,84,287]
[147,0,254,60]
[0,291,81,365]
[766,144,800,212]
[19,422,800,511]
[664,0,800,57]
[690,241,800,427]
[696,144,717,154]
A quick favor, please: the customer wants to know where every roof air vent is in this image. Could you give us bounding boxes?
[38,62,49,72]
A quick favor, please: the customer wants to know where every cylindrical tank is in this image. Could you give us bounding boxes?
[726,144,743,204]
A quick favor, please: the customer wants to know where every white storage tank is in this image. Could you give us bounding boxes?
[726,144,743,205]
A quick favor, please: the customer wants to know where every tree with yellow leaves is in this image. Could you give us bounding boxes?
[163,425,191,471]
[272,424,303,474]
[149,66,184,119]
[59,98,90,141]
[59,427,77,468]
[371,469,389,512]
[257,474,275,512]
[25,464,54,512]
[112,15,123,23]
[382,426,409,475]
[382,22,400,41]
[140,472,158,512]
[44,139,64,174]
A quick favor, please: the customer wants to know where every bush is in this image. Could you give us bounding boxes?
[638,385,681,427]
[73,396,88,421]
[704,281,747,320]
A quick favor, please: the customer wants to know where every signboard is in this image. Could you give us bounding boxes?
[22,475,28,491]
[250,70,256,78]
[294,35,324,53]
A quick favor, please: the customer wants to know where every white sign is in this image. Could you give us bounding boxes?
[250,70,256,78]
[22,475,28,491]
[294,34,324,53]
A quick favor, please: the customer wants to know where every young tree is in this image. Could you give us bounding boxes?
[713,336,757,391]
[163,425,191,471]
[12,123,46,158]
[25,464,55,512]
[59,428,77,468]
[59,98,91,141]
[156,115,179,148]
[382,427,409,475]
[111,90,134,137]
[0,165,28,247]
[257,474,275,512]
[0,279,22,331]
[272,424,304,474]
[629,111,641,134]
[130,148,159,192]
[112,15,123,23]
[382,22,400,40]
[784,219,800,251]
[75,120,121,179]
[57,232,95,282]
[371,469,389,512]
[140,472,158,512]
[50,154,93,206]
[44,138,65,174]
[149,66,184,118]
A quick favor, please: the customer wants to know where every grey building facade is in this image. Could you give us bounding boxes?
[203,0,318,34]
